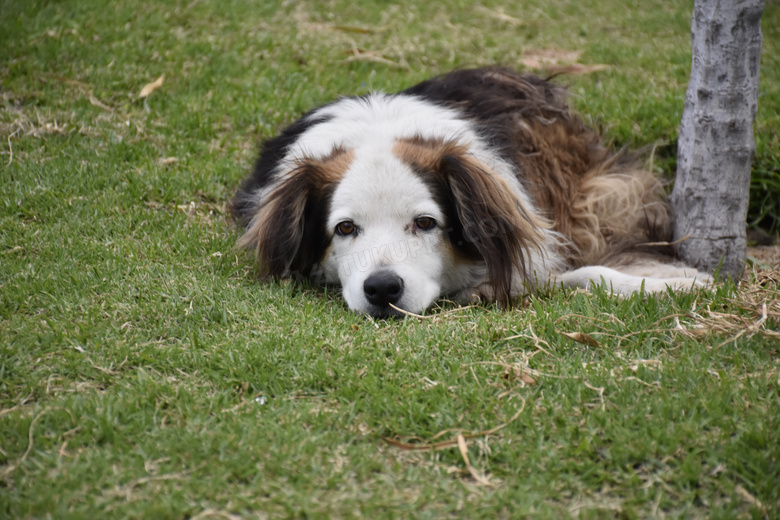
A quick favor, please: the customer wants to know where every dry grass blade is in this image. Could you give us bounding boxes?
[735,484,766,515]
[21,410,52,460]
[388,302,475,319]
[109,469,194,501]
[6,129,17,166]
[637,235,691,247]
[665,266,780,345]
[387,303,429,319]
[331,25,374,34]
[2,407,73,477]
[519,48,608,75]
[37,73,113,111]
[0,393,32,418]
[344,48,407,69]
[520,49,581,69]
[477,6,527,26]
[139,75,165,98]
[457,434,493,486]
[559,331,601,348]
[87,91,113,112]
[382,397,525,451]
[583,381,606,411]
[546,63,609,75]
[502,324,555,357]
[190,509,243,520]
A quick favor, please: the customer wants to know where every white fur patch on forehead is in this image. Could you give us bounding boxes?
[289,94,476,160]
[327,147,443,229]
[282,94,531,209]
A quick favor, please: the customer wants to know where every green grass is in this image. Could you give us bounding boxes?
[1,0,779,517]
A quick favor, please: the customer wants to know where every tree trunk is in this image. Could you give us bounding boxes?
[671,0,764,280]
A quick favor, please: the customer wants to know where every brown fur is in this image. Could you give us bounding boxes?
[404,67,675,270]
[393,136,549,303]
[506,116,672,266]
[238,147,354,276]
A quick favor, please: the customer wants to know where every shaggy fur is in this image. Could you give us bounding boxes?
[232,67,709,317]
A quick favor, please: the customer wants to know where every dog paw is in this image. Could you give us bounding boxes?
[452,284,494,304]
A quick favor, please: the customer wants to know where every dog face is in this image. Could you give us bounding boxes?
[322,145,464,317]
[233,93,552,317]
[238,139,548,317]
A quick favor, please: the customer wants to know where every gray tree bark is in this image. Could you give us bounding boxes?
[671,0,764,280]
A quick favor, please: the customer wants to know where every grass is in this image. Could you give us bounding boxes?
[1,0,779,517]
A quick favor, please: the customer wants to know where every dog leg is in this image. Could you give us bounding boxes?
[554,265,710,295]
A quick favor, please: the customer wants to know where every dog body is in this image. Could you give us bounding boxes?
[232,67,708,317]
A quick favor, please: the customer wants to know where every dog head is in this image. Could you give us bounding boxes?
[237,132,547,317]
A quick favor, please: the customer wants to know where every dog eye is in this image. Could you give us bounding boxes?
[414,217,436,231]
[335,221,356,236]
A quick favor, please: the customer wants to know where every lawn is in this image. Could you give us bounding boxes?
[1,0,779,518]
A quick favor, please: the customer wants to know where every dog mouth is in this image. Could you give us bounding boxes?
[360,270,406,318]
[352,270,429,318]
[364,303,407,319]
[345,267,446,318]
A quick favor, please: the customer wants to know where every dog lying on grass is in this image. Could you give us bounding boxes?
[231,67,709,317]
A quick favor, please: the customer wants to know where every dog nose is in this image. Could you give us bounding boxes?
[363,271,404,307]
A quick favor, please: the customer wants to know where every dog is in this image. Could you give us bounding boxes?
[231,67,710,317]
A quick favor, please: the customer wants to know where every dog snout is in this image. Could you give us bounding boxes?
[363,271,404,307]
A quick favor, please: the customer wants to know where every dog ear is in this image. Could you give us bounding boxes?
[236,161,336,278]
[439,151,548,304]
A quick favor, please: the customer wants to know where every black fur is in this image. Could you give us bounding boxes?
[230,112,333,227]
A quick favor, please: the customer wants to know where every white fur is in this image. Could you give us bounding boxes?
[282,94,532,203]
[555,266,711,295]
